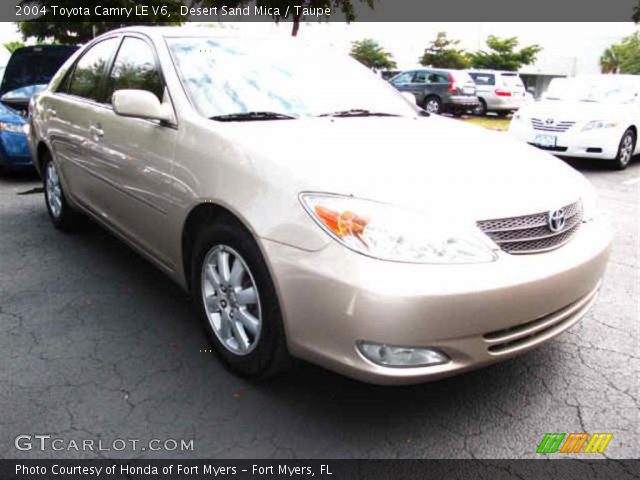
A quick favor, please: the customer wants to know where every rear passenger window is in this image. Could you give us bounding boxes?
[429,73,449,84]
[105,37,164,103]
[66,38,119,101]
[413,72,429,84]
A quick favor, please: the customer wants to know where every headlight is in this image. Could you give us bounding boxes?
[582,120,617,132]
[300,193,497,264]
[0,122,26,134]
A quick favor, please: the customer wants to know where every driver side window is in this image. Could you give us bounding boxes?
[104,37,164,104]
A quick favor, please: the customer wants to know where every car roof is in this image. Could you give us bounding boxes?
[105,26,249,41]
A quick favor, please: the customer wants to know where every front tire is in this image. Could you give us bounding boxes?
[43,153,84,231]
[423,96,442,115]
[613,128,635,170]
[191,220,290,378]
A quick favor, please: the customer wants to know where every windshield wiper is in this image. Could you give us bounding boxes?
[317,109,400,118]
[210,111,297,122]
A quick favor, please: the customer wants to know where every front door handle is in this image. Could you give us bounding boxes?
[46,108,57,118]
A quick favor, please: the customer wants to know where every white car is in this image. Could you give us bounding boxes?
[509,75,640,169]
[468,70,527,116]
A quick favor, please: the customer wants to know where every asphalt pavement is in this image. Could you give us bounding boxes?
[0,158,638,459]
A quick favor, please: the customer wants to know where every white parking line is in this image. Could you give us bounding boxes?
[622,177,640,186]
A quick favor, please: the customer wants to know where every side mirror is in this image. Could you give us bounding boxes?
[112,89,174,123]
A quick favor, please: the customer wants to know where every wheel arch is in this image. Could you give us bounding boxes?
[181,202,264,293]
[35,140,52,174]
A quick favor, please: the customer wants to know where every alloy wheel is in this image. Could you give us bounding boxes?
[425,99,440,114]
[619,132,634,167]
[46,161,63,218]
[201,245,262,356]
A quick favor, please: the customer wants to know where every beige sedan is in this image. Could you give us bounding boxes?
[28,27,611,384]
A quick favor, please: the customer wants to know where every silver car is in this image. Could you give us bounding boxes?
[468,70,527,116]
[28,27,610,384]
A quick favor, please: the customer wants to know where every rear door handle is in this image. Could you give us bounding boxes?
[47,108,57,118]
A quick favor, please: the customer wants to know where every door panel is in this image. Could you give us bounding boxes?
[83,36,178,268]
[46,37,120,211]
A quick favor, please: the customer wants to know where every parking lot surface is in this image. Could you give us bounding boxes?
[1,158,638,459]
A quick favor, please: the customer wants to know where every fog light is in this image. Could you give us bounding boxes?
[357,341,449,367]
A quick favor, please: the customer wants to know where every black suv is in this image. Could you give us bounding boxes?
[390,68,479,116]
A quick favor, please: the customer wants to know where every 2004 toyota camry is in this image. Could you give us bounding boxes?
[28,27,611,384]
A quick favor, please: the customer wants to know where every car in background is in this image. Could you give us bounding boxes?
[0,45,78,171]
[509,75,640,170]
[468,70,527,116]
[380,69,401,81]
[389,68,479,115]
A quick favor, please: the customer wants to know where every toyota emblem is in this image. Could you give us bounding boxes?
[548,209,566,232]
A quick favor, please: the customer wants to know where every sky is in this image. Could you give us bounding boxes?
[0,21,636,74]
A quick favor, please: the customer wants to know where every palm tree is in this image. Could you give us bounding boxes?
[600,45,621,73]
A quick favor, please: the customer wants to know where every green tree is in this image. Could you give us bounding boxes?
[4,41,25,53]
[468,36,542,71]
[600,32,640,74]
[419,32,470,69]
[350,38,396,71]
[18,0,186,44]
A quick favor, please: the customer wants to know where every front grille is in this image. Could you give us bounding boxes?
[483,283,600,355]
[531,118,575,132]
[477,201,582,254]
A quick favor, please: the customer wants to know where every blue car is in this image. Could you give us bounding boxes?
[0,45,78,171]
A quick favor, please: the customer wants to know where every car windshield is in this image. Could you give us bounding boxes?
[166,37,416,119]
[544,78,639,104]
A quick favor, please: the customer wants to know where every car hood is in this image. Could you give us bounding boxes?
[519,100,629,122]
[0,45,78,96]
[219,114,587,221]
[0,101,25,124]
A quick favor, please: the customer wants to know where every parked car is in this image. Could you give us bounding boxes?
[380,69,401,81]
[509,75,640,170]
[389,68,479,115]
[468,70,527,116]
[29,27,610,384]
[0,45,78,171]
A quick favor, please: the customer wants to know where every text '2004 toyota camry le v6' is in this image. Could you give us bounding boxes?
[28,27,611,385]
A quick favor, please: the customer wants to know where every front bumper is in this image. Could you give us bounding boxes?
[263,218,611,385]
[508,122,620,159]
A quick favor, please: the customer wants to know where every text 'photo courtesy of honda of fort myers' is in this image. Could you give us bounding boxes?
[27,27,612,385]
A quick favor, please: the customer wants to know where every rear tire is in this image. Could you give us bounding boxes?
[42,153,84,232]
[473,99,487,116]
[191,219,291,378]
[612,128,635,170]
